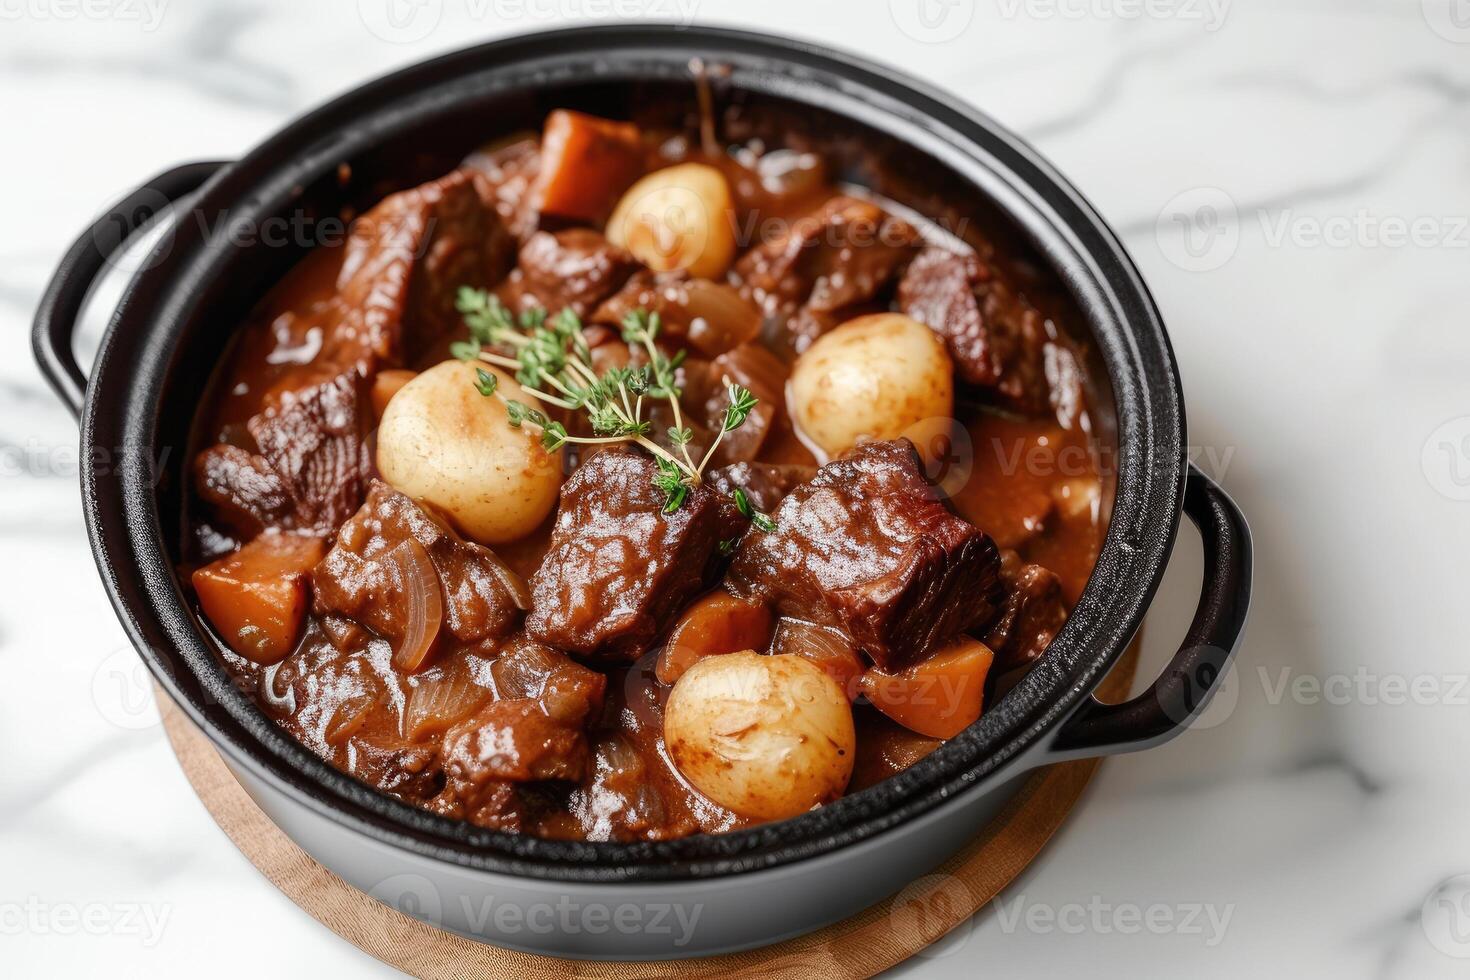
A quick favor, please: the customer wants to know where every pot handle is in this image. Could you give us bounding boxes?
[1046,463,1252,758]
[32,161,227,418]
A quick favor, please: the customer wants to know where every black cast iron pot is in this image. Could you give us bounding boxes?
[32,25,1250,959]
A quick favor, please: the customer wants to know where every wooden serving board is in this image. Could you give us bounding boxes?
[158,638,1137,978]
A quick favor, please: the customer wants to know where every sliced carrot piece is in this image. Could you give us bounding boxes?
[371,369,416,420]
[192,532,327,665]
[656,590,774,685]
[859,636,995,739]
[530,110,645,224]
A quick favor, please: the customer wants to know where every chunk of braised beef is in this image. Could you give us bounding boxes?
[692,343,788,467]
[246,372,373,531]
[428,777,525,831]
[313,481,527,650]
[898,246,1086,426]
[897,248,999,386]
[490,635,608,729]
[432,636,607,822]
[526,449,738,661]
[735,195,921,351]
[573,734,695,841]
[983,553,1069,671]
[501,229,638,318]
[345,732,442,801]
[333,168,515,369]
[726,439,1002,672]
[462,136,541,243]
[194,444,292,535]
[442,698,592,783]
[708,461,815,515]
[194,372,372,536]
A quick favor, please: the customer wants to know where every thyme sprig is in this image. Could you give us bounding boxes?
[452,288,775,529]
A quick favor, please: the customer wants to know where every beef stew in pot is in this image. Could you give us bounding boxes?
[184,98,1105,841]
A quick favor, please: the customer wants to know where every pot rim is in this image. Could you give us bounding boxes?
[78,24,1185,883]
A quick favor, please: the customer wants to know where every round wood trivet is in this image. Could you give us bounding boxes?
[158,639,1137,978]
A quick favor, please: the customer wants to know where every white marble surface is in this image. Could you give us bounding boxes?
[3,0,1469,975]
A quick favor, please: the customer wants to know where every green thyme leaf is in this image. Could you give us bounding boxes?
[474,369,498,397]
[541,420,568,452]
[730,486,776,532]
[722,383,758,432]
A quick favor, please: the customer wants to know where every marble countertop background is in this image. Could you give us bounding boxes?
[3,0,1469,976]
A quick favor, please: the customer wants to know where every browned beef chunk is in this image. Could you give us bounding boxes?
[442,698,592,783]
[897,248,997,385]
[462,136,541,243]
[313,481,528,652]
[692,342,788,467]
[332,168,514,369]
[898,246,1085,426]
[983,552,1069,671]
[346,732,442,800]
[526,449,739,661]
[429,776,525,830]
[736,195,921,351]
[501,229,638,318]
[708,461,815,515]
[247,372,373,529]
[726,439,1003,672]
[490,635,608,729]
[194,372,372,536]
[429,636,606,826]
[574,734,682,841]
[441,647,600,788]
[194,444,292,535]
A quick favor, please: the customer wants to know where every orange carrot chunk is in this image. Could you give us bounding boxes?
[656,589,774,685]
[530,110,645,224]
[192,532,327,665]
[859,636,995,739]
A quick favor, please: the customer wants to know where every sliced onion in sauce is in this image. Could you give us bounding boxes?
[388,539,444,673]
[325,690,378,747]
[683,279,762,357]
[403,667,490,741]
[481,548,531,611]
